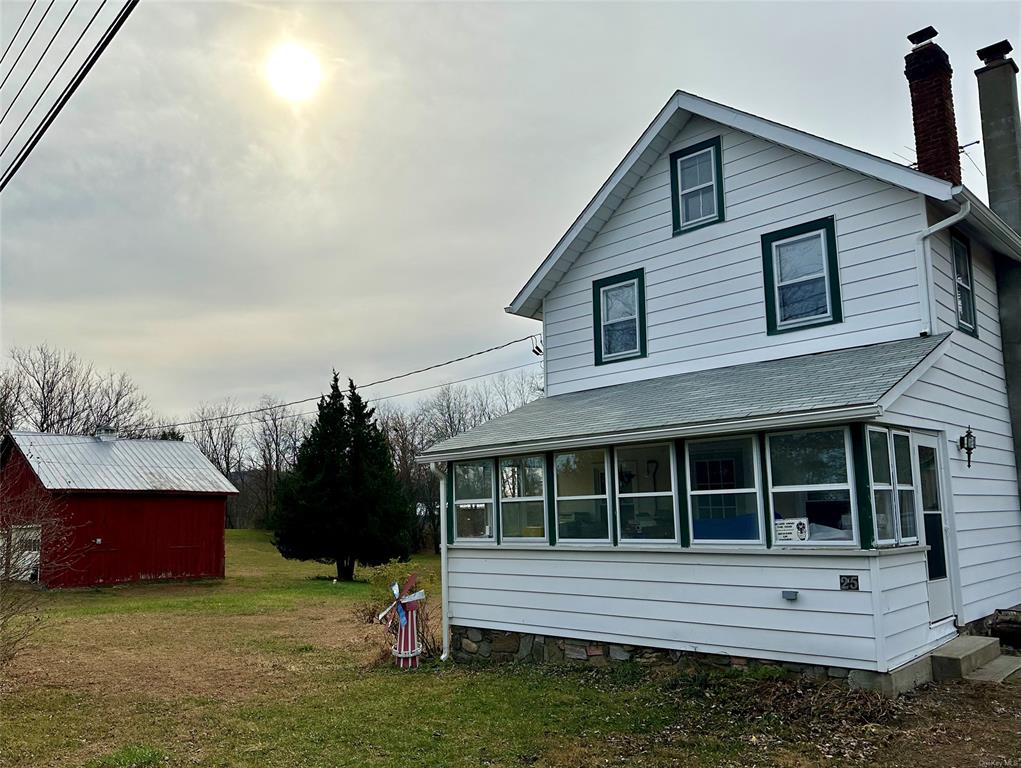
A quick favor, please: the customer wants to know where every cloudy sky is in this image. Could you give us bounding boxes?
[0,1,1016,420]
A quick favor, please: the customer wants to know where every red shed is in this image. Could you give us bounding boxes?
[0,430,237,588]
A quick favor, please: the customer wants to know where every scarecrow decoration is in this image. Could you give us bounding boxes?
[378,575,425,669]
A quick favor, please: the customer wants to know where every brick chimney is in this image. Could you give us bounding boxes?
[975,40,1021,233]
[905,27,962,184]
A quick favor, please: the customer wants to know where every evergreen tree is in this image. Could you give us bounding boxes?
[271,373,412,580]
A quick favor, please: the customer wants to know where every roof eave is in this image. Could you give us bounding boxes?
[953,187,1021,263]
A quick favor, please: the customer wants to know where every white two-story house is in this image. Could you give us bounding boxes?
[420,29,1021,686]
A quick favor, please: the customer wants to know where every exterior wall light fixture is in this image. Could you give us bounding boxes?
[959,426,977,468]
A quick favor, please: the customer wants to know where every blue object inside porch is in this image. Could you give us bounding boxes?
[692,513,759,541]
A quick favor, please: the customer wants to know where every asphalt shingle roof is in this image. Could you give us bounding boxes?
[5,432,238,494]
[421,334,949,459]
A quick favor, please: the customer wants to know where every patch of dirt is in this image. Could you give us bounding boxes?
[2,604,387,703]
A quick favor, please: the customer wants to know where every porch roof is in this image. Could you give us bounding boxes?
[419,334,950,462]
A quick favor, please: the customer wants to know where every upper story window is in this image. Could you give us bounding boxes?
[453,460,495,541]
[592,269,647,366]
[669,137,724,234]
[951,233,977,336]
[761,216,842,335]
[669,136,726,233]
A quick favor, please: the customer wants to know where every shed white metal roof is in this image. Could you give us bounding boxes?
[5,432,238,495]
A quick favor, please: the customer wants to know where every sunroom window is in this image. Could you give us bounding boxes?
[453,460,495,540]
[592,269,646,365]
[499,455,546,540]
[669,137,724,233]
[554,449,610,541]
[761,217,842,335]
[951,234,977,335]
[867,427,918,546]
[767,428,855,544]
[687,436,762,543]
[616,443,676,541]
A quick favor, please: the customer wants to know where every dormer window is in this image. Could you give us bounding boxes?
[592,269,647,366]
[761,216,843,335]
[951,233,977,337]
[669,137,724,235]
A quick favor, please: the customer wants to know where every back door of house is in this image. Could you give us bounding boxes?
[915,433,954,623]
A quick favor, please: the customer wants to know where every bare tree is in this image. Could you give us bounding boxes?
[190,398,247,527]
[245,397,305,528]
[0,459,74,674]
[0,367,24,434]
[377,403,439,551]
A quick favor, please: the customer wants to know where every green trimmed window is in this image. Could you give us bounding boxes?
[670,137,724,234]
[592,269,646,365]
[615,443,677,542]
[499,455,547,540]
[951,234,977,336]
[554,449,611,541]
[452,460,495,540]
[686,436,763,544]
[761,217,842,334]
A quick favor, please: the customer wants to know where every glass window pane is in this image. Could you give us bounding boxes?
[776,234,824,282]
[555,450,607,497]
[689,438,756,491]
[953,240,971,287]
[455,502,493,539]
[898,489,917,539]
[957,285,975,327]
[772,490,853,542]
[557,498,609,540]
[602,319,638,356]
[924,513,948,579]
[682,186,715,223]
[769,430,848,487]
[691,493,760,541]
[602,283,636,322]
[918,446,940,511]
[500,455,545,499]
[501,500,546,538]
[778,277,828,322]
[874,489,896,541]
[679,150,712,189]
[619,496,675,540]
[868,430,891,485]
[454,461,492,500]
[893,434,913,485]
[617,443,673,494]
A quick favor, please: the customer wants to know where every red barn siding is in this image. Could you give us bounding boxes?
[3,446,226,589]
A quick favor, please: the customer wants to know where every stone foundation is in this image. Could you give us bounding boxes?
[449,626,849,679]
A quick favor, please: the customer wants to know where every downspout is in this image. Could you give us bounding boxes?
[917,194,971,335]
[430,462,451,661]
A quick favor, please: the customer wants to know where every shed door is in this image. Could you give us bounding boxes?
[915,434,954,623]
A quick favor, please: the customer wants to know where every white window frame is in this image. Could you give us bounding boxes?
[685,434,765,546]
[951,235,976,332]
[553,448,612,544]
[499,454,548,542]
[452,459,496,542]
[892,429,920,546]
[677,146,719,229]
[614,442,679,544]
[600,278,640,361]
[765,426,858,547]
[866,427,921,548]
[772,229,833,330]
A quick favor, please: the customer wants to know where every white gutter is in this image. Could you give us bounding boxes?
[429,462,451,662]
[917,195,971,335]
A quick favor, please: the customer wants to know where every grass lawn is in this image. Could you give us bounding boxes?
[1,530,1019,768]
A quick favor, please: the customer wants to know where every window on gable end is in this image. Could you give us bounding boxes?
[951,233,977,336]
[669,137,725,234]
[592,269,647,365]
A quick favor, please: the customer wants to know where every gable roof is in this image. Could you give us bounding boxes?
[420,333,950,461]
[507,90,1021,320]
[3,432,238,495]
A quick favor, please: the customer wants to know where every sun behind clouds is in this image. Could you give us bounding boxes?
[265,43,322,103]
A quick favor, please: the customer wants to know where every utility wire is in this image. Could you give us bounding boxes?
[0,0,79,126]
[0,0,39,70]
[0,0,106,161]
[0,0,54,91]
[0,0,139,193]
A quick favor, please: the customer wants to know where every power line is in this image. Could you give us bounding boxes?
[0,0,107,162]
[0,0,54,91]
[0,0,39,70]
[0,0,139,193]
[0,0,79,126]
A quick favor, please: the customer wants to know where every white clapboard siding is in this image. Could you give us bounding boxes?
[876,551,955,669]
[882,212,1021,624]
[542,115,926,396]
[448,548,885,669]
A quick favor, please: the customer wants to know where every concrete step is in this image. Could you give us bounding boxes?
[964,655,1021,684]
[931,636,1001,680]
